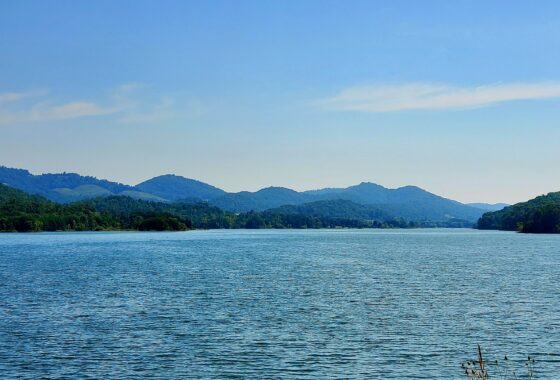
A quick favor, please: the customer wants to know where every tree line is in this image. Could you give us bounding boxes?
[1,184,472,232]
[0,185,189,232]
[477,192,560,233]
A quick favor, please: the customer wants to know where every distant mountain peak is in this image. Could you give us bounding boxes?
[256,186,300,194]
[135,174,226,201]
[355,181,384,187]
[397,185,423,190]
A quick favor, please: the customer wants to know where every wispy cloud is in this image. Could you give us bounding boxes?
[0,88,119,125]
[0,90,48,103]
[30,101,119,121]
[317,82,560,112]
[0,83,203,125]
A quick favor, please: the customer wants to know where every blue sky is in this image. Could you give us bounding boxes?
[1,0,560,203]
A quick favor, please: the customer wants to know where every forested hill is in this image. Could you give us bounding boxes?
[477,192,560,233]
[268,199,474,228]
[0,166,487,223]
[0,184,190,232]
[269,199,391,220]
[1,184,455,232]
[135,174,226,201]
[210,182,485,222]
[0,166,135,202]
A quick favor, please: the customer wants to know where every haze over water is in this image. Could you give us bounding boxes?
[1,229,559,379]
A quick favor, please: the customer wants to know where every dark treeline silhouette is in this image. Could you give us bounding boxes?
[477,192,560,233]
[0,184,189,232]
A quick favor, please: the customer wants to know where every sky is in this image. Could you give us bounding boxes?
[1,0,560,204]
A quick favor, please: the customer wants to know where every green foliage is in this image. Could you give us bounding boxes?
[477,192,560,233]
[53,184,113,199]
[269,199,391,220]
[0,165,131,202]
[266,199,474,228]
[1,165,486,222]
[211,182,485,222]
[81,196,237,229]
[118,190,168,202]
[1,183,476,233]
[136,214,189,231]
[0,185,189,232]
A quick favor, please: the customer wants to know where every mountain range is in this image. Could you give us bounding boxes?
[0,166,505,223]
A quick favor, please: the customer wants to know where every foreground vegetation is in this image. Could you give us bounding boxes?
[462,345,535,379]
[477,192,560,233]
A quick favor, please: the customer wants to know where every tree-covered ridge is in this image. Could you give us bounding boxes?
[134,174,226,201]
[0,166,133,202]
[1,165,487,223]
[80,197,408,229]
[1,169,488,233]
[79,196,235,230]
[0,185,190,232]
[267,199,474,228]
[265,199,390,220]
[211,187,313,212]
[210,182,485,222]
[0,185,444,232]
[477,192,560,233]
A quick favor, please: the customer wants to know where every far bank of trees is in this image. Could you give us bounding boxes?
[1,183,475,233]
[0,185,190,232]
[477,192,560,233]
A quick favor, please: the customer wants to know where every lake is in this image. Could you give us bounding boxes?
[1,229,559,379]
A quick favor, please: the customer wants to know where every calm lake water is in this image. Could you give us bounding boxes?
[1,229,559,379]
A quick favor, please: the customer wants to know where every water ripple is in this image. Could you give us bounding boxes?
[0,229,559,379]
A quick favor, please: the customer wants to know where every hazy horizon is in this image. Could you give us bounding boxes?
[2,1,559,204]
